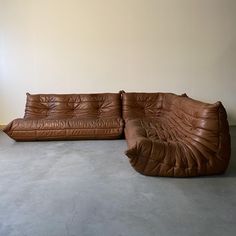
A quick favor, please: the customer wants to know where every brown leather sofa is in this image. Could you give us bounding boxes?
[3,91,231,177]
[4,93,124,141]
[123,92,231,177]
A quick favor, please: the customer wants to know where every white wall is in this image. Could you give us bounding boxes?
[0,0,236,125]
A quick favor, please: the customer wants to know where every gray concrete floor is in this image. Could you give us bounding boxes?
[0,128,236,236]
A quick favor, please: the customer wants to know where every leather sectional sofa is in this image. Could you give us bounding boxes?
[4,91,231,177]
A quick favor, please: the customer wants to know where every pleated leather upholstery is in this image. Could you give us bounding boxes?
[3,91,231,177]
[123,93,231,177]
[4,93,123,141]
[4,118,123,141]
[24,93,121,119]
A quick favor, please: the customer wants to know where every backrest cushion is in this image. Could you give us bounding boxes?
[122,92,182,120]
[169,96,222,132]
[24,93,122,119]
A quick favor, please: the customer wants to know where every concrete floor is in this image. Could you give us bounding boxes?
[0,128,235,236]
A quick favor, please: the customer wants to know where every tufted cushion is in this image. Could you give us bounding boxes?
[24,93,121,119]
[122,92,185,120]
[124,93,231,177]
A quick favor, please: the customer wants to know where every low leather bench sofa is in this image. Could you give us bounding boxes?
[4,93,124,141]
[4,91,231,177]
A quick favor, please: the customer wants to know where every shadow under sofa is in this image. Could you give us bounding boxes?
[3,91,231,177]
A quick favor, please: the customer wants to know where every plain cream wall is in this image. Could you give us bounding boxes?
[0,0,236,124]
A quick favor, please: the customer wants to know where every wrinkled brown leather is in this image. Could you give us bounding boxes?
[3,91,231,177]
[122,92,186,120]
[4,93,123,141]
[4,118,123,141]
[24,93,121,119]
[123,93,231,177]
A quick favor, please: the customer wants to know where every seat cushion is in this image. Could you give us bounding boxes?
[125,119,229,177]
[4,118,124,141]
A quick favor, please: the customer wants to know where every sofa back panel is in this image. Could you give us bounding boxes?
[169,96,221,131]
[122,92,222,132]
[122,92,181,120]
[24,93,122,119]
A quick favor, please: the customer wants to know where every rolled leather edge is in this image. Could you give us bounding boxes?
[3,120,14,134]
